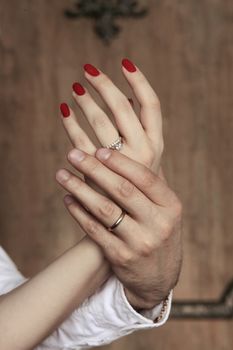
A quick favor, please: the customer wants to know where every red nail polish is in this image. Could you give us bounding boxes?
[122,58,137,73]
[60,103,70,118]
[83,63,100,77]
[73,82,86,96]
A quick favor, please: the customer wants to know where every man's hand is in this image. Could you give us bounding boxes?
[58,59,182,309]
[56,147,183,310]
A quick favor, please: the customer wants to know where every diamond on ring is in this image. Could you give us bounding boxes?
[106,136,123,151]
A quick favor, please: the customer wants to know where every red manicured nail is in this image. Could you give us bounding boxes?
[122,58,137,72]
[60,103,70,118]
[73,82,86,96]
[83,63,100,77]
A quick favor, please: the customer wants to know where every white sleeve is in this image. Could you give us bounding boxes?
[0,246,172,350]
[37,276,173,349]
[0,246,28,293]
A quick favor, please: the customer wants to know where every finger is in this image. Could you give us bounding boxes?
[66,148,152,220]
[96,148,178,208]
[121,58,163,143]
[63,194,129,265]
[72,82,120,147]
[55,168,135,241]
[83,63,145,146]
[59,103,96,155]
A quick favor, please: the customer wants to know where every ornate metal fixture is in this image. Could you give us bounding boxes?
[171,279,233,319]
[64,0,148,44]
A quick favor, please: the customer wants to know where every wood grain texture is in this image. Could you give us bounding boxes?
[0,0,232,348]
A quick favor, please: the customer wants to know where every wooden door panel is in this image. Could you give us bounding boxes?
[0,0,232,348]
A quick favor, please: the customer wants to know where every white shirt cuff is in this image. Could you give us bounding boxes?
[0,246,28,294]
[117,278,173,326]
[36,275,173,349]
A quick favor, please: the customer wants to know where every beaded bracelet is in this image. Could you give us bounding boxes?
[153,291,171,323]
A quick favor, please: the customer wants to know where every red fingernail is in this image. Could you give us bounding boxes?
[72,82,86,96]
[122,58,137,73]
[83,63,100,77]
[60,103,70,118]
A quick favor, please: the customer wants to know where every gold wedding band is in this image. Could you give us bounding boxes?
[108,210,126,231]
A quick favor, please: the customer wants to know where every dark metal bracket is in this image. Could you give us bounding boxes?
[64,0,148,44]
[171,279,233,319]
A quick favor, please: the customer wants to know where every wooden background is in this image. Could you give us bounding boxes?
[0,0,232,348]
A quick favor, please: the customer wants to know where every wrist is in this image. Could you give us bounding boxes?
[123,287,162,311]
[81,235,112,290]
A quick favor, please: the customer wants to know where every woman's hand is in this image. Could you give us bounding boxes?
[56,148,183,309]
[60,59,164,176]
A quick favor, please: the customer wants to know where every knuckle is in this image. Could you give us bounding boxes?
[136,72,146,84]
[116,249,134,266]
[120,95,133,111]
[88,160,101,176]
[136,73,161,108]
[159,219,173,241]
[113,94,133,114]
[65,200,76,212]
[69,177,83,192]
[169,196,183,220]
[85,220,102,236]
[92,116,107,129]
[117,180,135,198]
[98,73,108,86]
[140,146,155,167]
[74,135,90,149]
[147,94,161,109]
[139,169,155,189]
[99,200,116,218]
[62,174,75,188]
[173,198,183,217]
[138,238,154,257]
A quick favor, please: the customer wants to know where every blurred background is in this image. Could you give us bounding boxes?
[0,0,232,349]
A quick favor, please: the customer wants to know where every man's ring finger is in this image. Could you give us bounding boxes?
[108,209,126,231]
